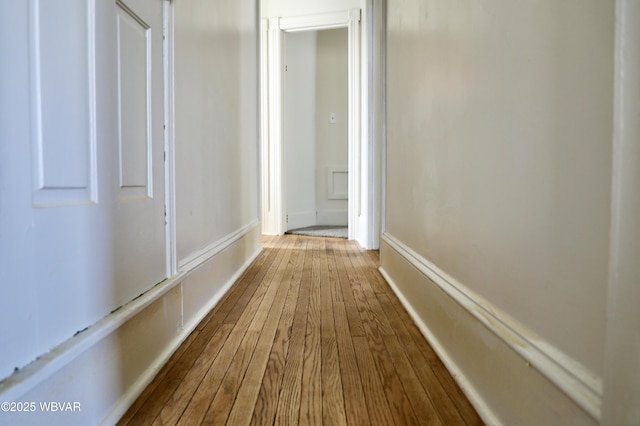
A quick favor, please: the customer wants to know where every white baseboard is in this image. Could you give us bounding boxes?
[0,222,262,426]
[316,209,347,226]
[380,233,601,426]
[178,219,260,272]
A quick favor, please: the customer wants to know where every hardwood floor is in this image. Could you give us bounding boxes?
[118,235,483,425]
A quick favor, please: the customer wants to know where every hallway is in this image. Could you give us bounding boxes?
[118,236,482,425]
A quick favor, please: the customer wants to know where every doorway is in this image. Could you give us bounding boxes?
[262,9,368,244]
[283,29,348,237]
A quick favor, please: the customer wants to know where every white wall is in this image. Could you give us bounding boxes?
[284,31,317,231]
[0,1,261,424]
[175,0,260,263]
[315,29,348,226]
[381,0,615,424]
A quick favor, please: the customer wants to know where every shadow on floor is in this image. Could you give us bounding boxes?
[285,225,347,239]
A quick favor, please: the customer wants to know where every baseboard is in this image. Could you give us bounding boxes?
[316,209,347,226]
[0,221,262,426]
[380,233,601,426]
[178,219,260,272]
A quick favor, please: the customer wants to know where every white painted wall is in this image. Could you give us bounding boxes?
[175,0,260,263]
[381,0,616,424]
[284,31,317,231]
[315,29,348,226]
[0,0,261,424]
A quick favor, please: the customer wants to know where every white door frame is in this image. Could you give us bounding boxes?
[602,0,640,423]
[163,0,177,277]
[261,9,363,242]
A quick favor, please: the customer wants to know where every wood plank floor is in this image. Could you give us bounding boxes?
[118,235,483,425]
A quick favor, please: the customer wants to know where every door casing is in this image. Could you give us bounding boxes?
[262,8,368,243]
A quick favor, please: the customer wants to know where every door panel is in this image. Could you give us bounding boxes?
[284,31,317,231]
[115,0,166,294]
[30,0,97,207]
[116,5,151,196]
[0,0,167,376]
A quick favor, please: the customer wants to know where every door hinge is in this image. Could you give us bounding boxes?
[286,214,289,223]
[285,64,288,72]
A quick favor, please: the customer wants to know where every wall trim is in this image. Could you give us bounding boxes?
[0,221,261,414]
[279,9,359,32]
[378,266,499,426]
[327,166,348,200]
[380,232,602,422]
[178,219,260,272]
[602,0,640,422]
[163,0,177,277]
[0,270,183,404]
[347,9,360,243]
[259,18,273,235]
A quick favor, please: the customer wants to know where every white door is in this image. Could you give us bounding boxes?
[0,0,167,374]
[114,0,167,291]
[284,31,317,231]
